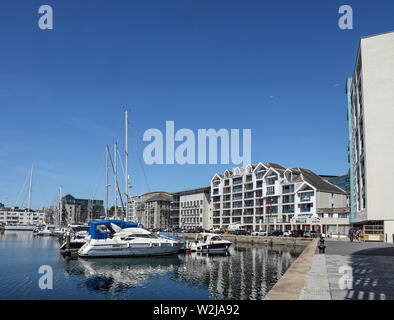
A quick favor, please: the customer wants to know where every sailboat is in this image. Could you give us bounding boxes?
[5,164,39,231]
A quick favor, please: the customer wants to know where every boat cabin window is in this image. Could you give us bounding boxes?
[97,225,107,233]
[210,236,221,241]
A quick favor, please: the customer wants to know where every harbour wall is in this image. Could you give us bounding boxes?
[172,233,312,247]
[264,238,318,300]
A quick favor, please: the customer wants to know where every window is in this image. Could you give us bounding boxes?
[267,186,275,195]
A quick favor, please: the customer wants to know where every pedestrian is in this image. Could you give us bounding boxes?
[349,227,355,242]
[356,229,362,242]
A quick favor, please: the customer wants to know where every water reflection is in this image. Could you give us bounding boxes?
[63,256,182,292]
[174,244,302,300]
[66,244,302,300]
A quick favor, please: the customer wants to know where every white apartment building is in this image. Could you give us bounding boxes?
[0,210,46,225]
[211,163,349,234]
[346,31,394,242]
[127,195,142,222]
[179,187,211,231]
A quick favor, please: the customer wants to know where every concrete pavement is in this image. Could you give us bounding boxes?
[303,239,394,300]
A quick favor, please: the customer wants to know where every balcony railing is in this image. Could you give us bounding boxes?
[233,179,242,185]
[282,187,294,194]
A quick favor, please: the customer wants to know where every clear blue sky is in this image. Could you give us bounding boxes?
[0,0,393,209]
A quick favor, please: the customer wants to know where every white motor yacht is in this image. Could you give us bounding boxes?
[52,227,67,238]
[187,233,232,252]
[37,226,53,236]
[78,220,184,258]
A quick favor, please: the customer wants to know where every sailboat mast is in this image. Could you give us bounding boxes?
[114,142,118,219]
[105,145,109,219]
[27,164,34,212]
[125,110,129,221]
[59,185,63,227]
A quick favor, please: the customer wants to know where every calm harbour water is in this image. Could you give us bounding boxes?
[0,231,303,300]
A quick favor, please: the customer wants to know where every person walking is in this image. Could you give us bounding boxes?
[356,229,362,242]
[349,227,355,242]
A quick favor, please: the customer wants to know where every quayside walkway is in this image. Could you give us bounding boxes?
[266,239,394,300]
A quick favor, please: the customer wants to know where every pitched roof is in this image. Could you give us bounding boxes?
[264,163,287,173]
[296,168,347,194]
[145,193,173,202]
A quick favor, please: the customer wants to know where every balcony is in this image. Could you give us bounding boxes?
[233,178,242,185]
[282,185,294,194]
[282,196,294,204]
[244,192,254,199]
[299,204,312,213]
[232,202,243,209]
[222,211,231,217]
[232,209,242,216]
[267,177,278,185]
[244,201,254,207]
[256,172,265,179]
[233,193,243,200]
[244,217,253,223]
[232,186,243,193]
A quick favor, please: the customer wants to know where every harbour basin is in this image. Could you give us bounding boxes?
[0,231,303,300]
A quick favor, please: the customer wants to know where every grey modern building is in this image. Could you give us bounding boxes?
[346,31,394,242]
[62,194,104,224]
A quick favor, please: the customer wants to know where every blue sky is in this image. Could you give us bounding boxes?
[0,0,393,209]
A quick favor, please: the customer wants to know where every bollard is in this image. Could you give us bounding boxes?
[318,235,326,254]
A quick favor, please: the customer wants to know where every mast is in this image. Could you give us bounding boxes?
[27,164,34,212]
[125,110,129,221]
[59,185,63,227]
[106,145,109,219]
[114,142,118,219]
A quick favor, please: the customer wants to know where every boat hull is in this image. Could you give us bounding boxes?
[5,225,35,231]
[190,242,231,253]
[79,242,184,258]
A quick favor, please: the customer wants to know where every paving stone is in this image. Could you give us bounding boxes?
[301,240,394,300]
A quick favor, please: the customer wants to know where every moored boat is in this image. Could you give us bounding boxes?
[78,220,184,258]
[187,233,232,253]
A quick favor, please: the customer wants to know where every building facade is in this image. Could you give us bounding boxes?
[127,195,142,222]
[346,31,394,242]
[178,187,211,231]
[211,163,349,234]
[0,208,46,225]
[62,194,104,225]
[135,192,173,229]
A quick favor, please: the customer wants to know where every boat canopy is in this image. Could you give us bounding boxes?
[88,220,139,240]
[70,225,90,232]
